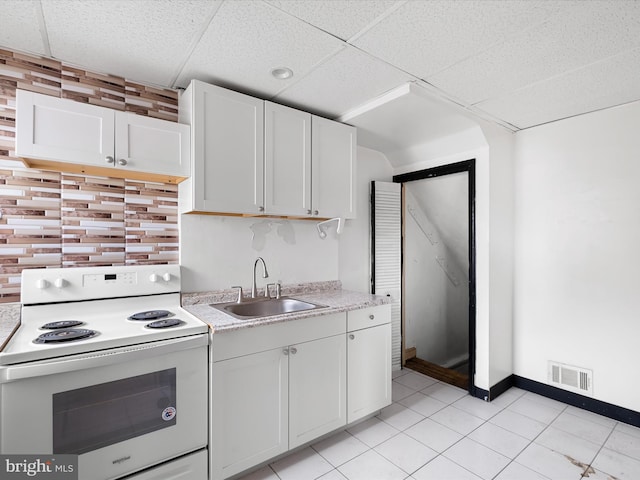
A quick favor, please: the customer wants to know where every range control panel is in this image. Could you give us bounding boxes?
[22,265,182,304]
[83,271,138,287]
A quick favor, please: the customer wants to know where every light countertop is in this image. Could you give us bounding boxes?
[0,303,21,351]
[182,282,390,333]
[1,282,390,348]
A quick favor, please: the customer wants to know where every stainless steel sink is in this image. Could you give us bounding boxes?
[212,297,327,320]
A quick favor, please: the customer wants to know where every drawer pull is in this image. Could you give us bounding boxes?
[349,334,355,340]
[290,347,297,355]
[369,314,375,320]
[283,348,289,356]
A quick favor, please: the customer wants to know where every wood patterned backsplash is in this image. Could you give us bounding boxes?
[0,48,180,303]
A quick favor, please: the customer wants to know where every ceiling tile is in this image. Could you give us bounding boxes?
[264,0,401,41]
[353,0,563,79]
[175,0,344,96]
[427,1,640,104]
[41,0,219,87]
[274,46,413,119]
[0,0,47,56]
[475,47,640,129]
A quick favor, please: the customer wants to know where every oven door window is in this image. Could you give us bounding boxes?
[53,368,177,455]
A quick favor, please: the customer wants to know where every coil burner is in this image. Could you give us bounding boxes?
[41,320,84,329]
[128,310,172,321]
[33,328,98,344]
[145,319,186,329]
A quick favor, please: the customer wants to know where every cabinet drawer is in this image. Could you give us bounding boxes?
[347,304,390,331]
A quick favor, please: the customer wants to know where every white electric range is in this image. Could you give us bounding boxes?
[0,265,209,480]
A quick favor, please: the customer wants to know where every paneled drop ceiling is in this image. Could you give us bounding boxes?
[2,0,640,131]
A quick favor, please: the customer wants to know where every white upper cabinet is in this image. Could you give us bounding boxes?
[16,90,190,183]
[312,116,357,219]
[16,90,114,165]
[179,80,356,219]
[264,102,356,219]
[114,111,190,178]
[264,102,311,216]
[179,80,264,214]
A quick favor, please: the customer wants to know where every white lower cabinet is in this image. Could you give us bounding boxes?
[211,347,288,480]
[210,313,346,480]
[210,306,391,479]
[347,323,392,423]
[289,334,346,448]
[347,304,392,423]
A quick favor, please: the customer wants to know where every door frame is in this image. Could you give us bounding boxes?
[393,159,476,393]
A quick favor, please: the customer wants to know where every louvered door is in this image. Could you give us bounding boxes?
[371,181,402,371]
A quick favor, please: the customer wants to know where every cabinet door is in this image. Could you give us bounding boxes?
[289,334,346,449]
[347,324,392,423]
[264,102,311,216]
[191,81,264,214]
[311,116,356,219]
[114,112,190,178]
[211,348,288,480]
[16,89,114,165]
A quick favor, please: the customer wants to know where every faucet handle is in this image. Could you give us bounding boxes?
[231,286,244,303]
[264,283,282,299]
[264,283,275,298]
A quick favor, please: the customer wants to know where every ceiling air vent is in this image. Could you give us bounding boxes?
[548,361,593,396]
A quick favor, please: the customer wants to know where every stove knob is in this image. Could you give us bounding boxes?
[162,272,171,282]
[54,278,67,289]
[36,279,50,289]
[149,273,159,283]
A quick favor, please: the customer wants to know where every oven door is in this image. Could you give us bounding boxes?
[0,335,208,480]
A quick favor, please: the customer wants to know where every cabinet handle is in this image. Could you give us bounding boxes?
[314,210,319,216]
[290,347,297,355]
[369,314,375,320]
[117,158,128,166]
[349,334,355,340]
[105,156,115,164]
[283,348,289,356]
[259,206,264,212]
[307,209,312,215]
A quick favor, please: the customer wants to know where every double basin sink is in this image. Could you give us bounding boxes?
[212,296,327,320]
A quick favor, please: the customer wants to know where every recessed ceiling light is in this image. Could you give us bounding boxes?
[271,67,293,80]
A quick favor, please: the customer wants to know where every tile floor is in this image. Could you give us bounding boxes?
[237,369,640,480]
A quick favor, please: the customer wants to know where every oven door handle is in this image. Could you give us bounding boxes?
[0,334,208,382]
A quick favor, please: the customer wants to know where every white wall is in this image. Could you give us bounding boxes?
[180,146,393,294]
[513,101,640,412]
[338,146,394,292]
[392,120,515,393]
[179,214,339,293]
[481,121,515,389]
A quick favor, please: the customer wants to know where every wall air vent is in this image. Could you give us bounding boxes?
[548,361,593,396]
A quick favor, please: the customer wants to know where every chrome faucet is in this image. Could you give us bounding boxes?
[251,257,269,298]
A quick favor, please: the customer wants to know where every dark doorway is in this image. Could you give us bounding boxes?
[393,160,476,392]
